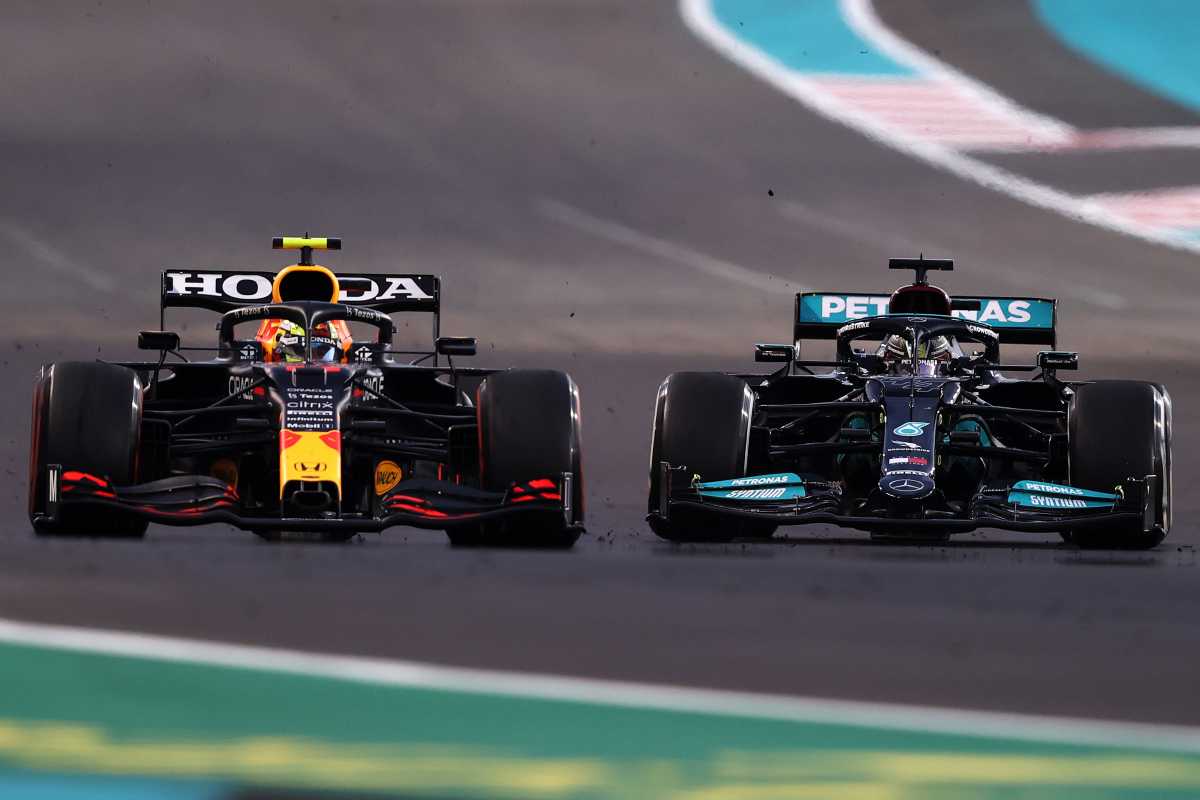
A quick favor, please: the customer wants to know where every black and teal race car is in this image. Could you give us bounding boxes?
[648,258,1171,548]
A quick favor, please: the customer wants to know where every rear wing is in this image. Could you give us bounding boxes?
[161,270,439,316]
[160,269,443,345]
[794,292,1057,349]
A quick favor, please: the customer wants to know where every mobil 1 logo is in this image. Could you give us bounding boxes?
[284,386,336,431]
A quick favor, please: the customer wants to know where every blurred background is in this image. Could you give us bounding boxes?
[2,0,1200,797]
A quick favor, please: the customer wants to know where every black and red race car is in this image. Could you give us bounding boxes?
[29,237,584,546]
[648,258,1171,549]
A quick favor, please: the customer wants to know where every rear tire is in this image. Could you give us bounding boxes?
[29,362,148,538]
[1068,381,1170,549]
[448,369,583,548]
[647,372,774,542]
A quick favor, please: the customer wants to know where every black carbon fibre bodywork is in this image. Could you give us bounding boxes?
[649,312,1171,542]
[29,299,583,540]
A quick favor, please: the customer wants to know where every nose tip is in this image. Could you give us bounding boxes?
[879,474,935,500]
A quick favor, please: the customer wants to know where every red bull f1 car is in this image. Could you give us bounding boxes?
[648,258,1171,549]
[29,237,584,546]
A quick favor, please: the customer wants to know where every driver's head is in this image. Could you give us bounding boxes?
[882,335,953,375]
[270,320,344,363]
[883,282,955,375]
[261,264,351,363]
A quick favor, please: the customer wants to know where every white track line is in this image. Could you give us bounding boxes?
[538,197,798,292]
[807,76,1067,149]
[0,221,113,292]
[837,0,1071,144]
[678,0,1200,257]
[1087,186,1200,230]
[979,126,1200,154]
[3,615,1200,754]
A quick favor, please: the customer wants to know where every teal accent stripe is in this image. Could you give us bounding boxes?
[1013,481,1119,502]
[711,0,914,75]
[798,293,1056,329]
[0,773,224,800]
[698,486,807,500]
[1008,492,1116,511]
[696,473,804,489]
[1034,0,1200,113]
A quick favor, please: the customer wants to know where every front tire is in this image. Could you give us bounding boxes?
[449,369,583,548]
[29,361,148,538]
[1068,381,1170,549]
[647,372,773,542]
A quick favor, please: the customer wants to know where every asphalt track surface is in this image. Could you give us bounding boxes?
[3,0,1200,728]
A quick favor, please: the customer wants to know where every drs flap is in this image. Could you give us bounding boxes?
[794,292,1056,346]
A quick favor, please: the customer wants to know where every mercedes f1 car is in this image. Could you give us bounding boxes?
[648,258,1171,549]
[29,237,584,546]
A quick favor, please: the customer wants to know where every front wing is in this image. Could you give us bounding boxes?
[38,466,577,533]
[650,463,1158,536]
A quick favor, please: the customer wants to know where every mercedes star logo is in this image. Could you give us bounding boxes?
[887,478,924,493]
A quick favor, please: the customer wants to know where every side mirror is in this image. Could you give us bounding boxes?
[1038,351,1078,371]
[755,343,795,363]
[138,331,181,351]
[436,336,477,357]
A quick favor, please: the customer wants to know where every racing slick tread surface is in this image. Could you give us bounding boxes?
[464,369,582,548]
[1069,380,1166,549]
[649,371,769,542]
[30,361,147,538]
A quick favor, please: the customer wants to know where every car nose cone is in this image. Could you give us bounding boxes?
[879,474,935,499]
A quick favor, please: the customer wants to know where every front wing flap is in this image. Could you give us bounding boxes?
[651,462,1155,535]
[38,465,575,533]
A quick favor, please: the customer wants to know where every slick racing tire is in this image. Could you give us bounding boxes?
[449,369,584,548]
[1068,381,1171,549]
[29,361,148,538]
[648,372,775,543]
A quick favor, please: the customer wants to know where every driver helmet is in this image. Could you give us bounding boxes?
[268,320,345,363]
[882,335,954,374]
[882,281,956,374]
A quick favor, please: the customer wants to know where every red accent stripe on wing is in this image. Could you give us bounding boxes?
[63,471,109,488]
